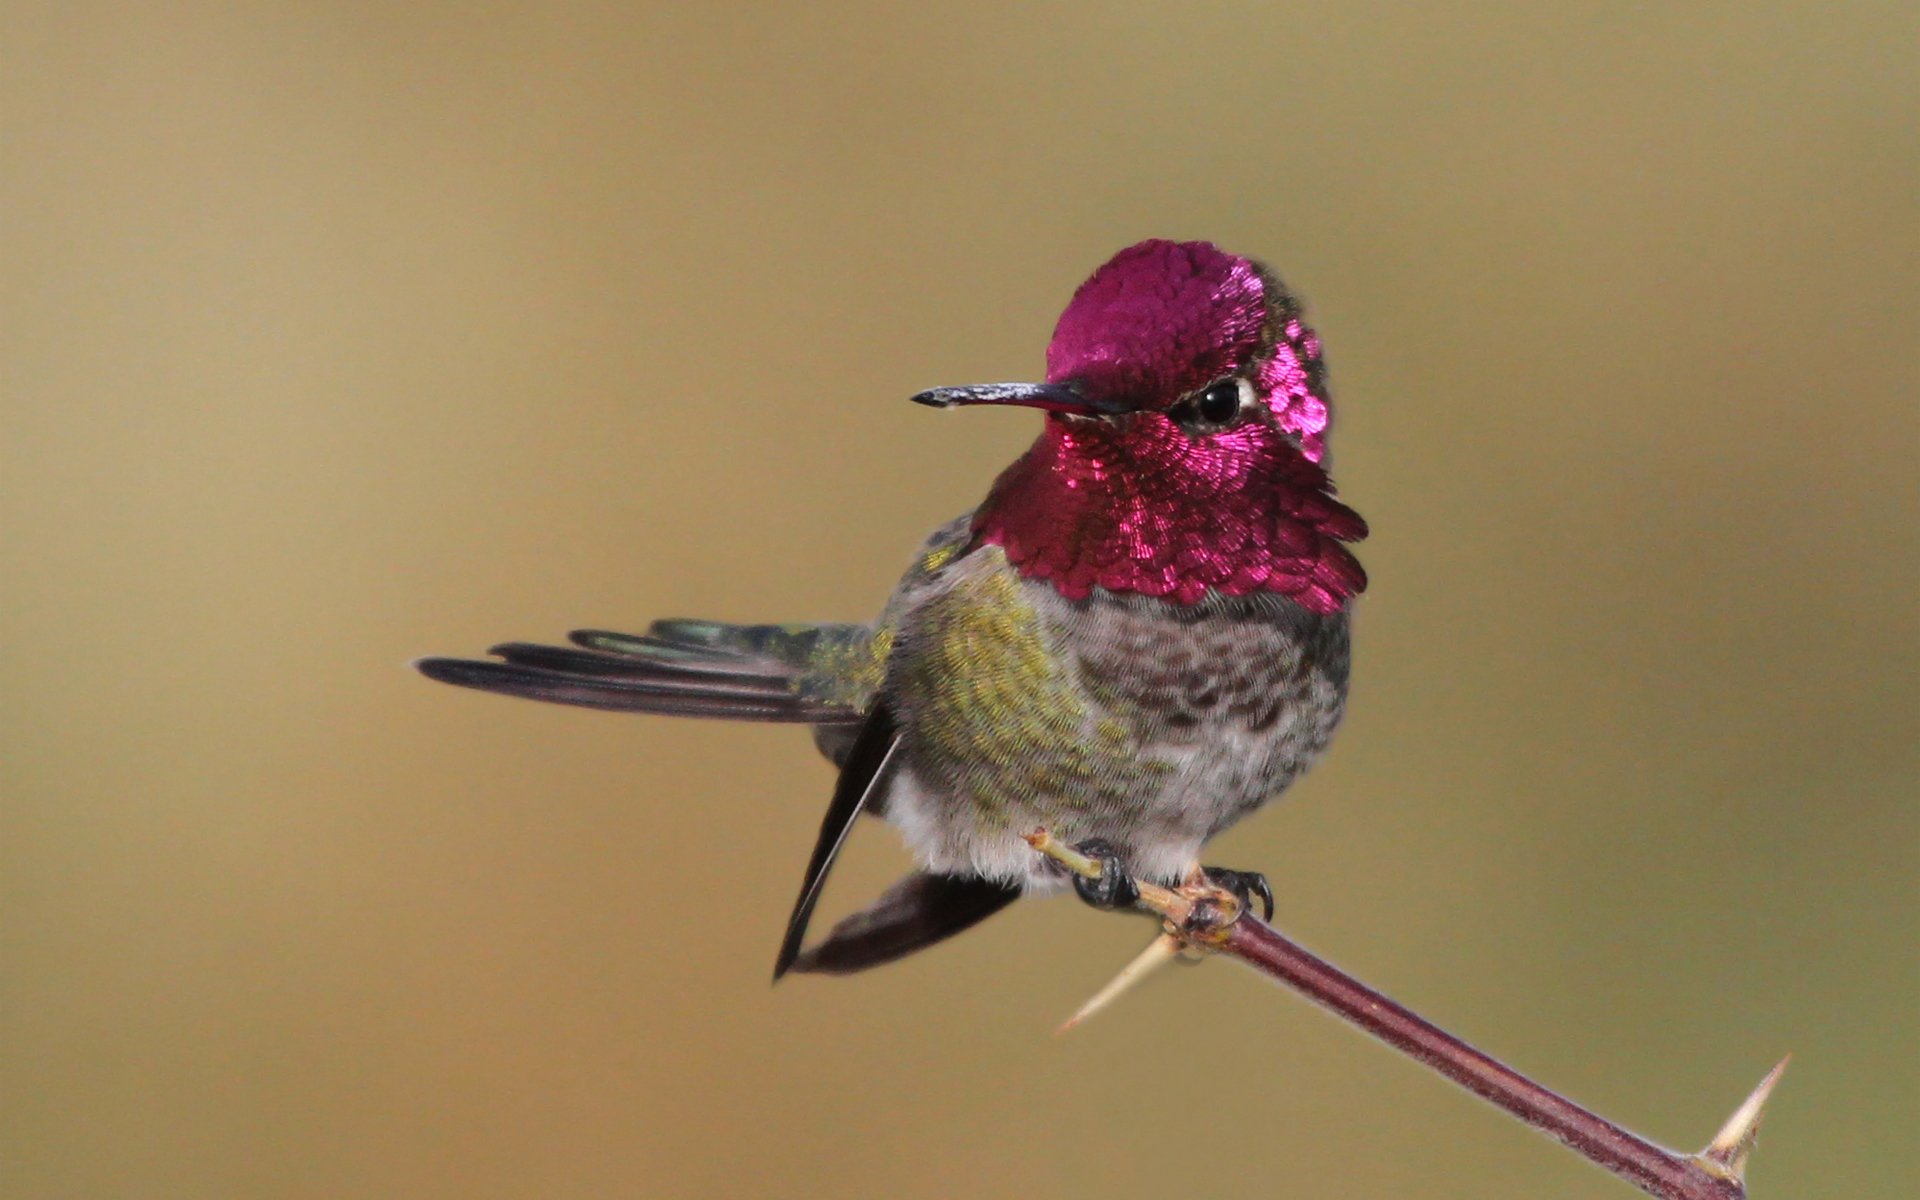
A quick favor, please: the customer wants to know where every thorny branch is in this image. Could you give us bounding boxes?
[1026,830,1786,1200]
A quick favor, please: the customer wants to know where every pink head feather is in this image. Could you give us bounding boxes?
[972,239,1366,612]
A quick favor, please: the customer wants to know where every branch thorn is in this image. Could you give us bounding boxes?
[1695,1054,1790,1185]
[1057,932,1184,1034]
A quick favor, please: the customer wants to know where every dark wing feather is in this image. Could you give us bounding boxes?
[771,702,901,980]
[415,617,871,725]
[487,642,791,690]
[568,628,792,676]
[414,657,850,721]
[787,871,1020,975]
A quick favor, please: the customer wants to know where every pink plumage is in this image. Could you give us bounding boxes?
[976,240,1366,613]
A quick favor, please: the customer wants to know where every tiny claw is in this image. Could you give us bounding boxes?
[1202,866,1275,922]
[1069,838,1140,912]
[1695,1054,1790,1184]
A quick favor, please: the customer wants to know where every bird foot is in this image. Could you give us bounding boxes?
[1199,866,1274,923]
[1068,838,1140,911]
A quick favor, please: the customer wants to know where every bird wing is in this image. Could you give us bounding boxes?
[772,701,902,979]
[415,620,876,726]
[416,514,997,977]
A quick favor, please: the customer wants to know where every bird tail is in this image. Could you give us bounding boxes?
[787,870,1020,975]
[420,618,1022,975]
[415,619,875,728]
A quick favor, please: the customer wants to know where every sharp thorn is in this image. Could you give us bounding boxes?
[1696,1054,1790,1183]
[1056,932,1183,1035]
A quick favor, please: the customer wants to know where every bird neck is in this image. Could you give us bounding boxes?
[971,418,1368,613]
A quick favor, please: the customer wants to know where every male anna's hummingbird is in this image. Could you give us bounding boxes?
[419,239,1367,978]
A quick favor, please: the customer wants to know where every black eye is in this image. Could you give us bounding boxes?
[1196,381,1242,424]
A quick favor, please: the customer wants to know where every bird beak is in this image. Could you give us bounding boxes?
[910,382,1128,417]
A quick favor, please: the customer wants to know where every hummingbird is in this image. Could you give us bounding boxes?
[418,239,1366,979]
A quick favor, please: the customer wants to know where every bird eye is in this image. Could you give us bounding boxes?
[1176,378,1255,433]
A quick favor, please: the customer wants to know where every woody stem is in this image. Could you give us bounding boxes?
[1026,829,1773,1200]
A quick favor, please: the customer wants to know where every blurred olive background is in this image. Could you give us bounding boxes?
[2,4,1915,1198]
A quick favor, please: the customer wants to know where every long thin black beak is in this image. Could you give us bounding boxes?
[909,382,1127,416]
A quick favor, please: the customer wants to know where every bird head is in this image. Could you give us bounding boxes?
[913,240,1366,612]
